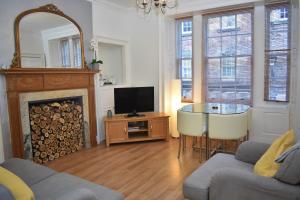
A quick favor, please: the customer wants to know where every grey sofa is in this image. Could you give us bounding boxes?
[183,141,300,200]
[0,158,124,200]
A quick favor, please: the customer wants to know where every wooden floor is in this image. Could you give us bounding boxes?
[46,138,203,200]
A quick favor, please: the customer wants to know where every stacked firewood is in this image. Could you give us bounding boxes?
[29,100,84,164]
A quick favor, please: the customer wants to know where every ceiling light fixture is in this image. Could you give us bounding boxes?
[136,0,177,15]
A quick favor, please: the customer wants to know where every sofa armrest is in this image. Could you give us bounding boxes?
[210,168,300,200]
[57,188,98,200]
[235,141,270,164]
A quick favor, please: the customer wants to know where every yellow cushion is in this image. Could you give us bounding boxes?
[254,129,296,177]
[0,166,35,200]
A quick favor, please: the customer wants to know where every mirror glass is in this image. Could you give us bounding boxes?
[19,12,82,68]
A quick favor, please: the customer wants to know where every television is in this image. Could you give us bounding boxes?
[114,87,154,117]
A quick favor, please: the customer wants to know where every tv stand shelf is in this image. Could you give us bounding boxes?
[104,113,170,147]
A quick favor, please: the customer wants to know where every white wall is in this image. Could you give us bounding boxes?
[129,12,160,112]
[92,0,132,41]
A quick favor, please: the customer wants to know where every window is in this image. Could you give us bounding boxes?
[204,10,253,105]
[60,39,70,67]
[265,3,290,102]
[176,18,193,101]
[73,37,82,67]
[60,36,82,68]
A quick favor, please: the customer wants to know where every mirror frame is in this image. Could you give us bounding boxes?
[11,4,87,69]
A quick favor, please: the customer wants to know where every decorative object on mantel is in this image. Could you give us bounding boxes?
[11,4,88,69]
[136,0,177,14]
[90,56,103,70]
[89,39,103,70]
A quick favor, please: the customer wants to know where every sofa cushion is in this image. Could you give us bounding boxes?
[0,166,35,200]
[31,173,124,200]
[56,188,97,200]
[0,184,15,200]
[275,149,300,185]
[183,153,253,200]
[0,158,56,186]
[235,141,270,165]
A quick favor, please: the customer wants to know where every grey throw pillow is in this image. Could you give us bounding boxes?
[0,184,15,200]
[275,142,300,163]
[275,149,300,185]
[297,130,300,142]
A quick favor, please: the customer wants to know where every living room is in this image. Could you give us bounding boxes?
[0,0,299,199]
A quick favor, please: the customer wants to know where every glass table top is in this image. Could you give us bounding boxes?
[179,103,250,115]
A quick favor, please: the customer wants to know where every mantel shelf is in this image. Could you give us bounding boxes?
[0,68,99,75]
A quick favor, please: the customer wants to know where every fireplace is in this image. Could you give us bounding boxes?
[0,69,98,158]
[20,89,91,163]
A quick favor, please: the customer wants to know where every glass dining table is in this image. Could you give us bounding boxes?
[179,103,250,159]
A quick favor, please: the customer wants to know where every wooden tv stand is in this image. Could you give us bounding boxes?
[104,113,170,147]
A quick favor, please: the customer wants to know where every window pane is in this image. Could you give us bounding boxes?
[208,17,221,37]
[181,35,192,58]
[269,31,288,50]
[60,39,70,67]
[221,57,235,79]
[207,58,220,79]
[237,13,252,34]
[182,21,192,34]
[222,36,236,56]
[208,84,221,101]
[182,59,192,79]
[207,37,221,57]
[221,15,237,36]
[73,37,81,67]
[268,53,288,79]
[237,35,252,55]
[268,79,288,101]
[222,89,236,101]
[236,56,251,79]
[182,79,192,100]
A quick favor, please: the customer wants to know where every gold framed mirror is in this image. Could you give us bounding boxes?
[11,4,87,69]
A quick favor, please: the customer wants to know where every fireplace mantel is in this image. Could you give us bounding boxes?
[0,68,99,158]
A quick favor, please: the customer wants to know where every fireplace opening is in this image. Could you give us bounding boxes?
[27,96,84,164]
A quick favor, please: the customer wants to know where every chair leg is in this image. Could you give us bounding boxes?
[178,134,182,159]
[192,137,196,148]
[199,136,203,162]
[205,135,209,160]
[221,140,225,152]
[183,135,186,152]
[208,138,211,159]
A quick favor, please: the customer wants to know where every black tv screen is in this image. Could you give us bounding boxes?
[114,87,154,114]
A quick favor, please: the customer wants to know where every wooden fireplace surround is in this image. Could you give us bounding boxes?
[0,68,98,158]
